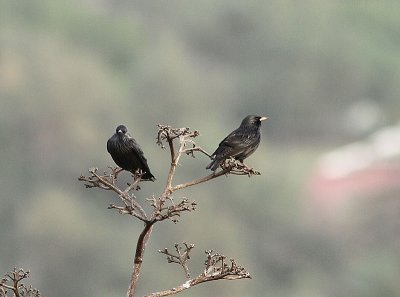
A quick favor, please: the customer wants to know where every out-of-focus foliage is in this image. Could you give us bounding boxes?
[1,1,400,296]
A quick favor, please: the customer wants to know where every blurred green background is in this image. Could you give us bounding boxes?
[1,1,400,296]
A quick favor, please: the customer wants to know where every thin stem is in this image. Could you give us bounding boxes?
[143,279,203,297]
[80,169,148,220]
[13,277,21,297]
[164,136,186,193]
[127,221,155,297]
[182,146,212,158]
[0,284,14,290]
[143,273,249,297]
[171,169,229,192]
[164,135,176,194]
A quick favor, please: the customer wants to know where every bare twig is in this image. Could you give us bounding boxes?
[0,268,40,297]
[145,250,251,297]
[79,124,259,297]
[170,158,260,191]
[222,158,261,176]
[153,198,197,223]
[202,250,251,280]
[156,125,200,194]
[182,146,212,158]
[171,169,229,191]
[159,242,195,279]
[78,167,148,221]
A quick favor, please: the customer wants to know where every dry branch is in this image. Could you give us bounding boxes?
[79,124,259,297]
[0,268,40,297]
[146,249,251,297]
[78,167,148,221]
[159,242,195,279]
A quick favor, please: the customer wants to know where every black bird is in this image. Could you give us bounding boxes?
[206,115,268,171]
[107,125,155,180]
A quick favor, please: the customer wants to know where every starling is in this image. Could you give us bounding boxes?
[107,125,155,181]
[206,115,268,171]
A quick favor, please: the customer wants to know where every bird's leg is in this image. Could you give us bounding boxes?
[238,161,260,176]
[240,161,253,171]
[220,158,260,176]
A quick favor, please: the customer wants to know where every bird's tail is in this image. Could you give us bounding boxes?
[206,158,220,171]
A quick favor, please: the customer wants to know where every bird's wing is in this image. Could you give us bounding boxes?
[224,129,256,146]
[213,129,254,158]
[126,135,147,161]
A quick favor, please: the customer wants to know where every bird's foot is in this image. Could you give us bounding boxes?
[241,162,252,171]
[222,158,260,176]
[238,162,260,176]
[241,163,260,176]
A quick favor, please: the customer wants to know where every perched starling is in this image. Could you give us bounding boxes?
[107,125,155,181]
[206,115,268,171]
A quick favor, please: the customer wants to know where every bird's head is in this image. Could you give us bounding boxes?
[242,115,268,127]
[116,125,128,135]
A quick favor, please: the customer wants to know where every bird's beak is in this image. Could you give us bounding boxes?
[260,116,268,121]
[117,130,123,134]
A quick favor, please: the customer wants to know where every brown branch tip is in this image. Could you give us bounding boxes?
[78,166,197,224]
[220,157,261,176]
[0,268,40,297]
[202,250,251,280]
[147,246,251,297]
[159,243,251,281]
[159,242,195,279]
[78,167,148,222]
[156,124,200,149]
[149,197,197,223]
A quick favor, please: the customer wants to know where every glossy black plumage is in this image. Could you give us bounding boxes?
[107,125,155,180]
[206,115,268,171]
